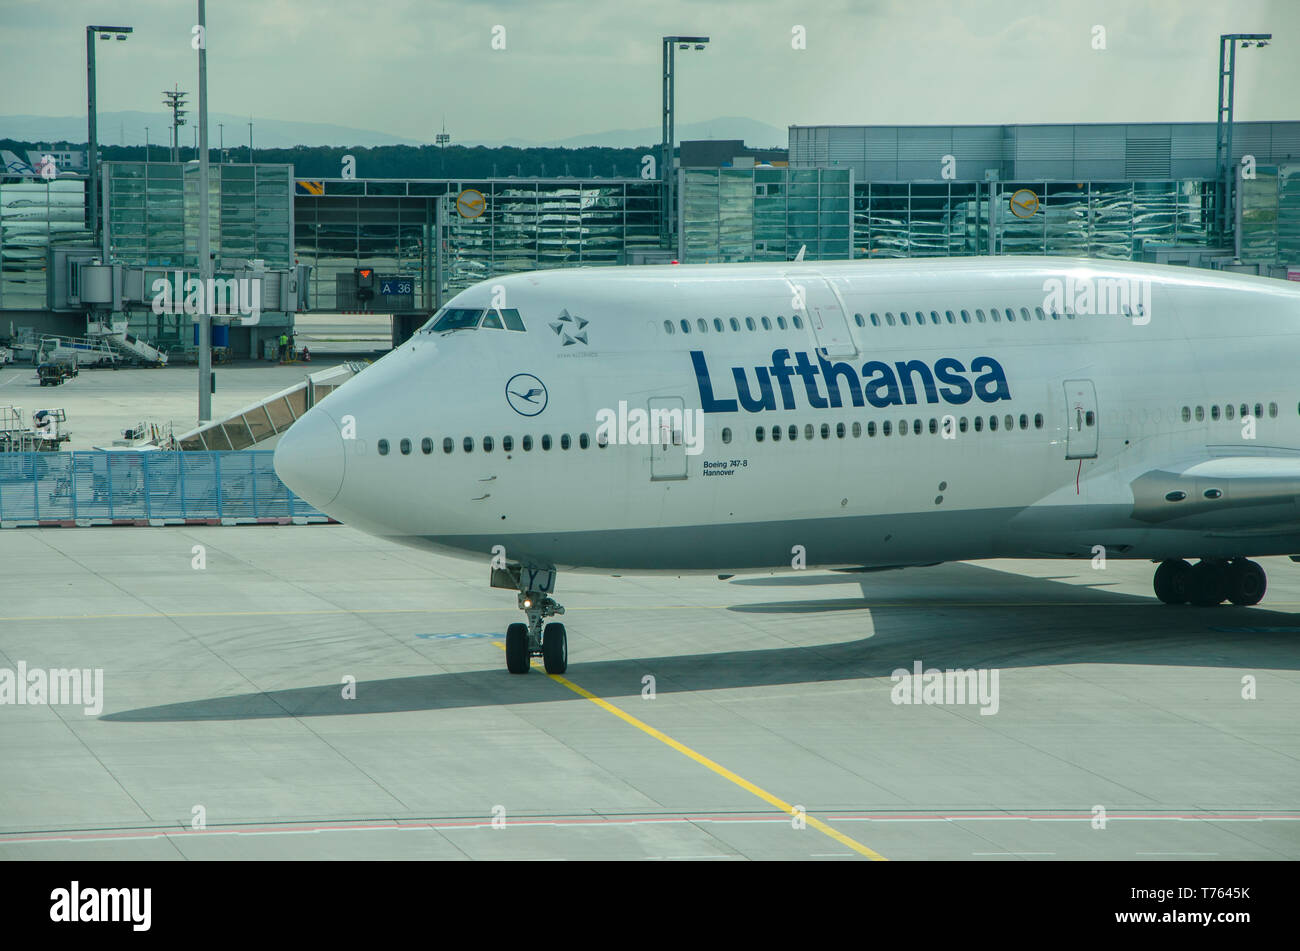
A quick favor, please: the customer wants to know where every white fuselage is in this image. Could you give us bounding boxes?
[273,256,1300,574]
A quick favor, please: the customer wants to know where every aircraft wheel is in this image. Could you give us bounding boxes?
[542,622,567,675]
[1152,559,1191,604]
[505,622,530,674]
[1225,559,1266,606]
[1187,560,1227,607]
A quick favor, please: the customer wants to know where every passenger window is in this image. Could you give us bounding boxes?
[788,425,798,441]
[1255,403,1263,418]
[871,313,881,326]
[886,312,896,326]
[503,436,514,452]
[463,436,474,452]
[1084,411,1095,427]
[792,316,803,329]
[680,319,690,334]
[378,439,390,456]
[882,420,891,436]
[443,437,454,453]
[560,434,571,450]
[989,415,998,431]
[745,317,756,331]
[900,312,911,326]
[930,311,940,325]
[1225,404,1235,420]
[852,422,862,437]
[1181,406,1191,422]
[990,308,999,322]
[722,427,732,444]
[541,435,552,450]
[778,316,788,329]
[1211,405,1221,420]
[483,436,494,452]
[976,309,986,323]
[1195,407,1205,421]
[1020,307,1031,322]
[400,438,411,455]
[836,422,846,438]
[697,319,708,333]
[771,426,782,442]
[1019,414,1028,430]
[522,435,533,451]
[959,417,969,432]
[867,421,876,437]
[664,320,674,335]
[1004,414,1014,430]
[1006,308,1015,322]
[960,310,971,324]
[761,317,772,330]
[755,426,765,442]
[854,314,864,327]
[421,437,433,454]
[730,318,740,332]
[929,418,938,434]
[974,417,984,432]
[945,310,955,324]
[804,424,814,440]
[820,423,830,439]
[714,318,724,332]
[1033,413,1043,429]
[1035,307,1045,320]
[1269,402,1278,418]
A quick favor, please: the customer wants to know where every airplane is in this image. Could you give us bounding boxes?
[273,256,1300,675]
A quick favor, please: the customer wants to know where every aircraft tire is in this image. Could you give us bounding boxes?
[506,622,531,674]
[542,622,567,675]
[1153,559,1191,604]
[1187,560,1227,607]
[1225,559,1266,606]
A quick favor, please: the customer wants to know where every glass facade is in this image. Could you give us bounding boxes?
[1241,164,1300,268]
[859,180,1212,259]
[678,170,1214,263]
[294,179,661,310]
[105,162,293,269]
[682,167,851,262]
[0,179,92,309]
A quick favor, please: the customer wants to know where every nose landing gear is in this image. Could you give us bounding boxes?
[1152,558,1266,606]
[494,564,567,674]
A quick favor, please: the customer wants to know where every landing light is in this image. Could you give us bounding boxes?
[523,599,532,608]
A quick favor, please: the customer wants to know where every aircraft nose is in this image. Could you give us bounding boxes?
[274,406,345,509]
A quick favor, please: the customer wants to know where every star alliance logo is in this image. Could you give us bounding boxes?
[549,308,589,347]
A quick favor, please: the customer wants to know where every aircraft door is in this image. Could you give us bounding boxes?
[1063,379,1099,459]
[789,272,857,358]
[649,396,688,481]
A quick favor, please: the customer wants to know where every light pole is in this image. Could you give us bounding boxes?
[197,0,213,423]
[248,120,253,163]
[144,126,149,163]
[86,24,133,242]
[661,35,709,249]
[1215,32,1271,247]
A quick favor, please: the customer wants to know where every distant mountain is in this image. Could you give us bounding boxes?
[470,117,788,150]
[0,112,415,149]
[0,112,788,151]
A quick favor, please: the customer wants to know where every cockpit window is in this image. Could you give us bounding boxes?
[426,308,483,332]
[419,306,527,334]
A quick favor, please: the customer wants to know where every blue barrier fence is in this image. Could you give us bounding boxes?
[0,451,327,523]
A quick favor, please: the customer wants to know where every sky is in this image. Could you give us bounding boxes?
[0,0,1295,147]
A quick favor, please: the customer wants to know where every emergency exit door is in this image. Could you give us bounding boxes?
[1063,379,1099,459]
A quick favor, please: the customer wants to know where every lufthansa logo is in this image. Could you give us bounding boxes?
[505,373,548,417]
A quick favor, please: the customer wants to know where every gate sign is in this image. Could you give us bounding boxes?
[380,278,413,296]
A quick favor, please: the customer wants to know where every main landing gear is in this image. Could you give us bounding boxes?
[1153,558,1266,606]
[495,565,567,675]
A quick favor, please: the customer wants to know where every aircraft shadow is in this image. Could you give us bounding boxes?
[102,562,1300,722]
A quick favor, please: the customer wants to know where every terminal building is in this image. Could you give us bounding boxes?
[2,120,1297,357]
